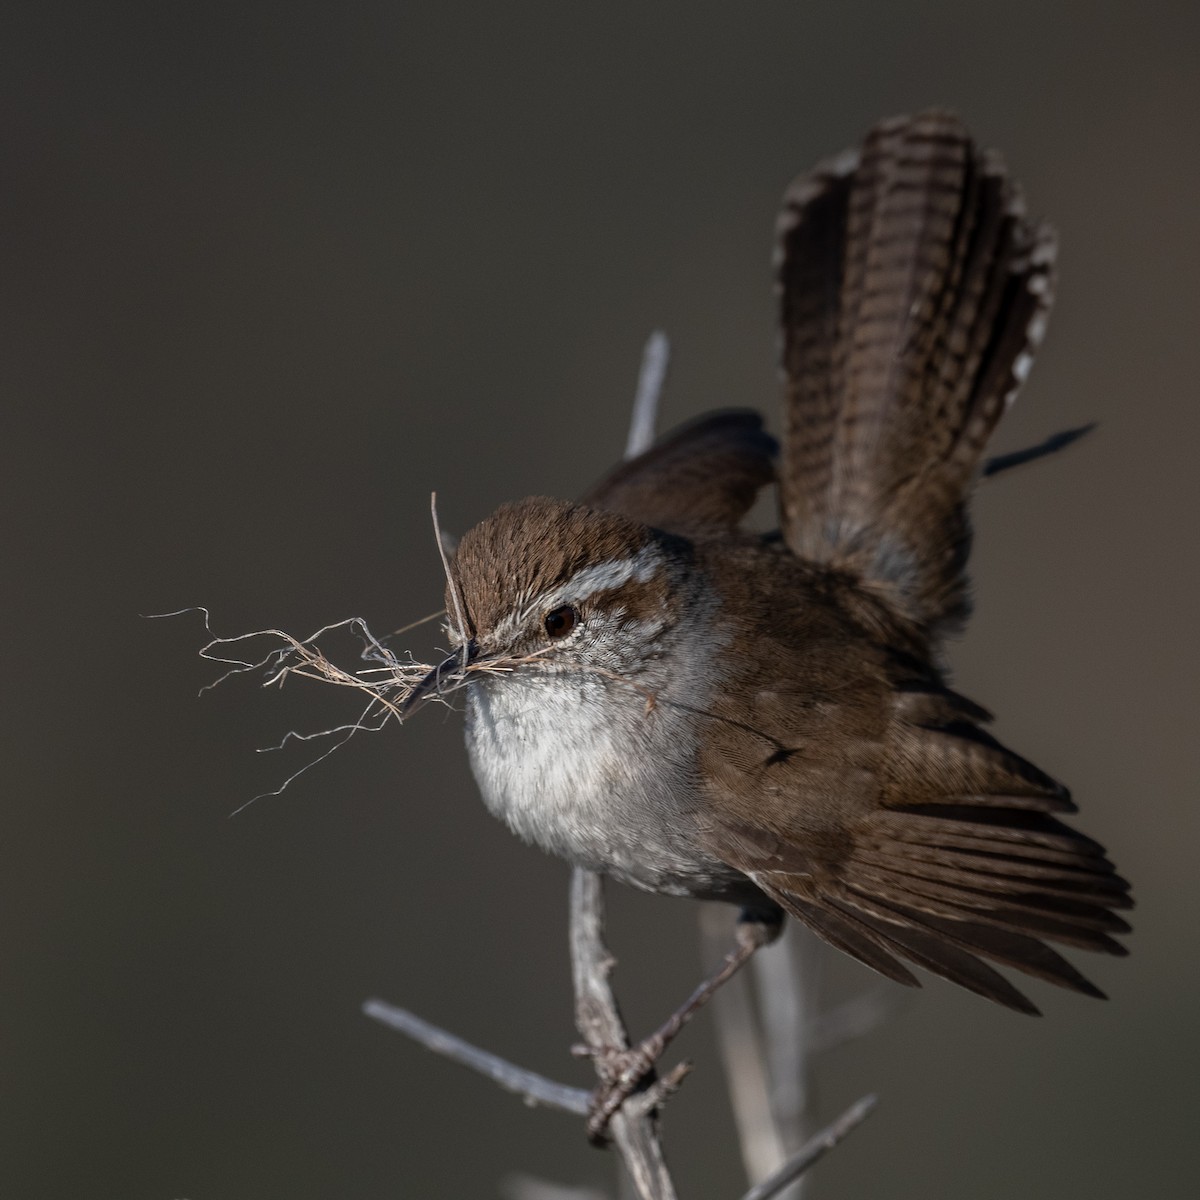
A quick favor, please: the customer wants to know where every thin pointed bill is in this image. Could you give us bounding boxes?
[401,641,480,717]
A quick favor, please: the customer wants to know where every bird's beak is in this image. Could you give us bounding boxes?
[401,640,481,718]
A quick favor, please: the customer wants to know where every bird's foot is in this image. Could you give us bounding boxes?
[581,1034,668,1143]
[576,906,781,1143]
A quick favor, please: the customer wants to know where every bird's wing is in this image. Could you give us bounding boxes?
[696,598,1130,1014]
[582,409,776,536]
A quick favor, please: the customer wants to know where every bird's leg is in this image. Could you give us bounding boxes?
[583,906,783,1143]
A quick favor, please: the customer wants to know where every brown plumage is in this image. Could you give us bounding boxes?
[579,111,1127,1012]
[684,537,1129,1013]
[445,111,1129,1017]
[776,110,1055,635]
[584,409,776,536]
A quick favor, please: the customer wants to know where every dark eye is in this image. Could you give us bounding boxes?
[544,605,578,639]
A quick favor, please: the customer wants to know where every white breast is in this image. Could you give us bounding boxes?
[464,669,735,897]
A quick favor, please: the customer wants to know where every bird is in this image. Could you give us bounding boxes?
[406,110,1131,1125]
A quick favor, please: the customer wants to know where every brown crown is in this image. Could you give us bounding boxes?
[451,497,661,637]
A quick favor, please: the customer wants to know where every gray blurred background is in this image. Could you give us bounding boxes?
[5,3,1198,1197]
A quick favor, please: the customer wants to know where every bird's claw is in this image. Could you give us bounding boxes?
[585,1035,666,1144]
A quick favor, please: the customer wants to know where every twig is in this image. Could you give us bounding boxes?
[805,987,900,1055]
[626,331,669,459]
[754,927,812,1139]
[739,1095,878,1200]
[502,1176,610,1200]
[982,422,1095,477]
[560,329,679,1200]
[702,908,787,1183]
[570,869,678,1200]
[362,999,590,1115]
[752,925,821,1199]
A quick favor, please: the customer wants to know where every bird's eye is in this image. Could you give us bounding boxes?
[544,605,578,639]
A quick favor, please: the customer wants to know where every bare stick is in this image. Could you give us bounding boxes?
[752,926,821,1199]
[550,331,680,1198]
[806,988,900,1055]
[754,929,810,1136]
[363,998,590,1116]
[701,908,786,1183]
[502,1175,609,1200]
[570,869,678,1200]
[626,331,669,460]
[983,422,1095,477]
[739,1094,878,1200]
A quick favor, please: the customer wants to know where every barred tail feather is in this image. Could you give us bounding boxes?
[776,111,1056,634]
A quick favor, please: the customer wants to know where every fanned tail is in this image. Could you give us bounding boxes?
[775,110,1056,635]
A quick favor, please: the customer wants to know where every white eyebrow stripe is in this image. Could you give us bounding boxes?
[547,547,662,607]
[494,546,664,644]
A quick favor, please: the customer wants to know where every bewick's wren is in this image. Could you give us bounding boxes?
[410,113,1131,1031]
